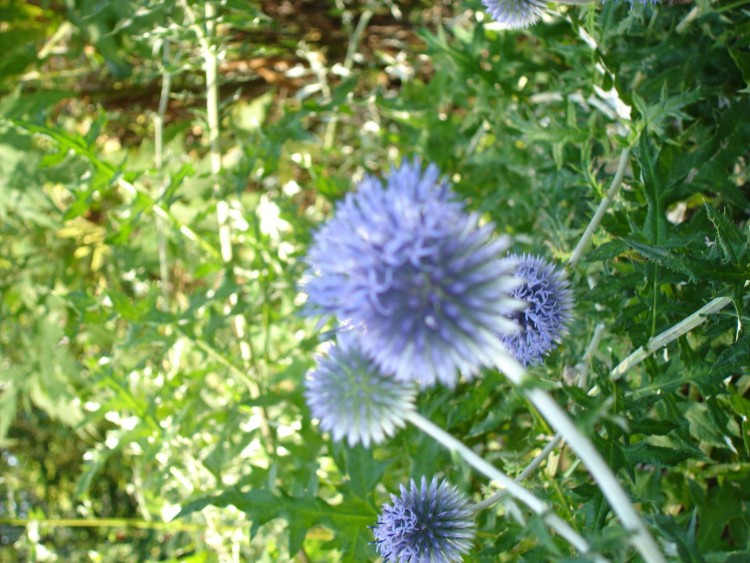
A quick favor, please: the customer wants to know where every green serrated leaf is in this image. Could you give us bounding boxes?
[622,442,692,468]
[705,204,747,266]
[177,487,376,560]
[622,238,749,283]
[711,333,750,379]
[685,402,730,450]
[340,445,391,503]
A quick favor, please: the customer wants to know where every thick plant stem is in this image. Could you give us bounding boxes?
[517,323,603,481]
[490,351,666,563]
[405,411,603,560]
[568,147,631,269]
[522,388,666,563]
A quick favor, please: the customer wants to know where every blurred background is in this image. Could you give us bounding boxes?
[1,0,749,561]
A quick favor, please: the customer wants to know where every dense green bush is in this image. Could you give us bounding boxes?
[1,0,748,561]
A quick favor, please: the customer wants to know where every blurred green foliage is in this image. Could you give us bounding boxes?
[0,0,749,561]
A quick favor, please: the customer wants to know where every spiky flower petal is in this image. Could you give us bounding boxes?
[302,160,521,387]
[304,334,416,447]
[482,0,546,29]
[499,254,573,366]
[372,476,476,563]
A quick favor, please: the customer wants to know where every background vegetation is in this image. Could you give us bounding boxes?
[1,0,749,561]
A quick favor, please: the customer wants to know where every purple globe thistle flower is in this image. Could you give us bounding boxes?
[482,0,546,29]
[302,160,521,388]
[614,0,662,6]
[499,254,573,367]
[372,476,476,563]
[305,333,416,447]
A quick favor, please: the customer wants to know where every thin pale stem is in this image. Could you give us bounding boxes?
[178,0,277,456]
[0,517,203,531]
[517,323,603,482]
[517,434,564,482]
[405,411,601,559]
[202,1,232,263]
[522,387,666,563]
[488,350,666,563]
[521,295,733,490]
[590,295,733,393]
[155,39,172,307]
[323,5,373,149]
[568,147,631,269]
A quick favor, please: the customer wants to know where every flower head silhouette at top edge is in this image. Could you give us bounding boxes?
[482,0,546,29]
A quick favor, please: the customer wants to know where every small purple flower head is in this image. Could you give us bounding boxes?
[500,254,573,366]
[302,160,520,387]
[372,476,476,563]
[615,0,662,6]
[482,0,546,29]
[305,333,416,447]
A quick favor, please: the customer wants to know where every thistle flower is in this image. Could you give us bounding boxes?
[482,0,546,29]
[302,160,520,387]
[372,476,476,563]
[499,254,573,366]
[304,333,416,447]
[615,0,662,6]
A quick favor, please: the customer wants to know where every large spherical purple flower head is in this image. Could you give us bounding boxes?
[372,476,476,563]
[482,0,546,29]
[304,333,416,448]
[499,254,573,367]
[302,160,520,388]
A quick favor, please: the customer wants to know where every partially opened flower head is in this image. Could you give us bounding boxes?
[482,0,546,29]
[302,159,521,387]
[372,476,476,563]
[304,333,416,447]
[500,254,573,366]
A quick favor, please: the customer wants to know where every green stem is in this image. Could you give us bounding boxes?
[488,350,666,563]
[568,148,631,269]
[522,387,665,563]
[405,411,602,559]
[155,39,172,307]
[323,4,373,149]
[0,517,203,532]
[608,296,733,383]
